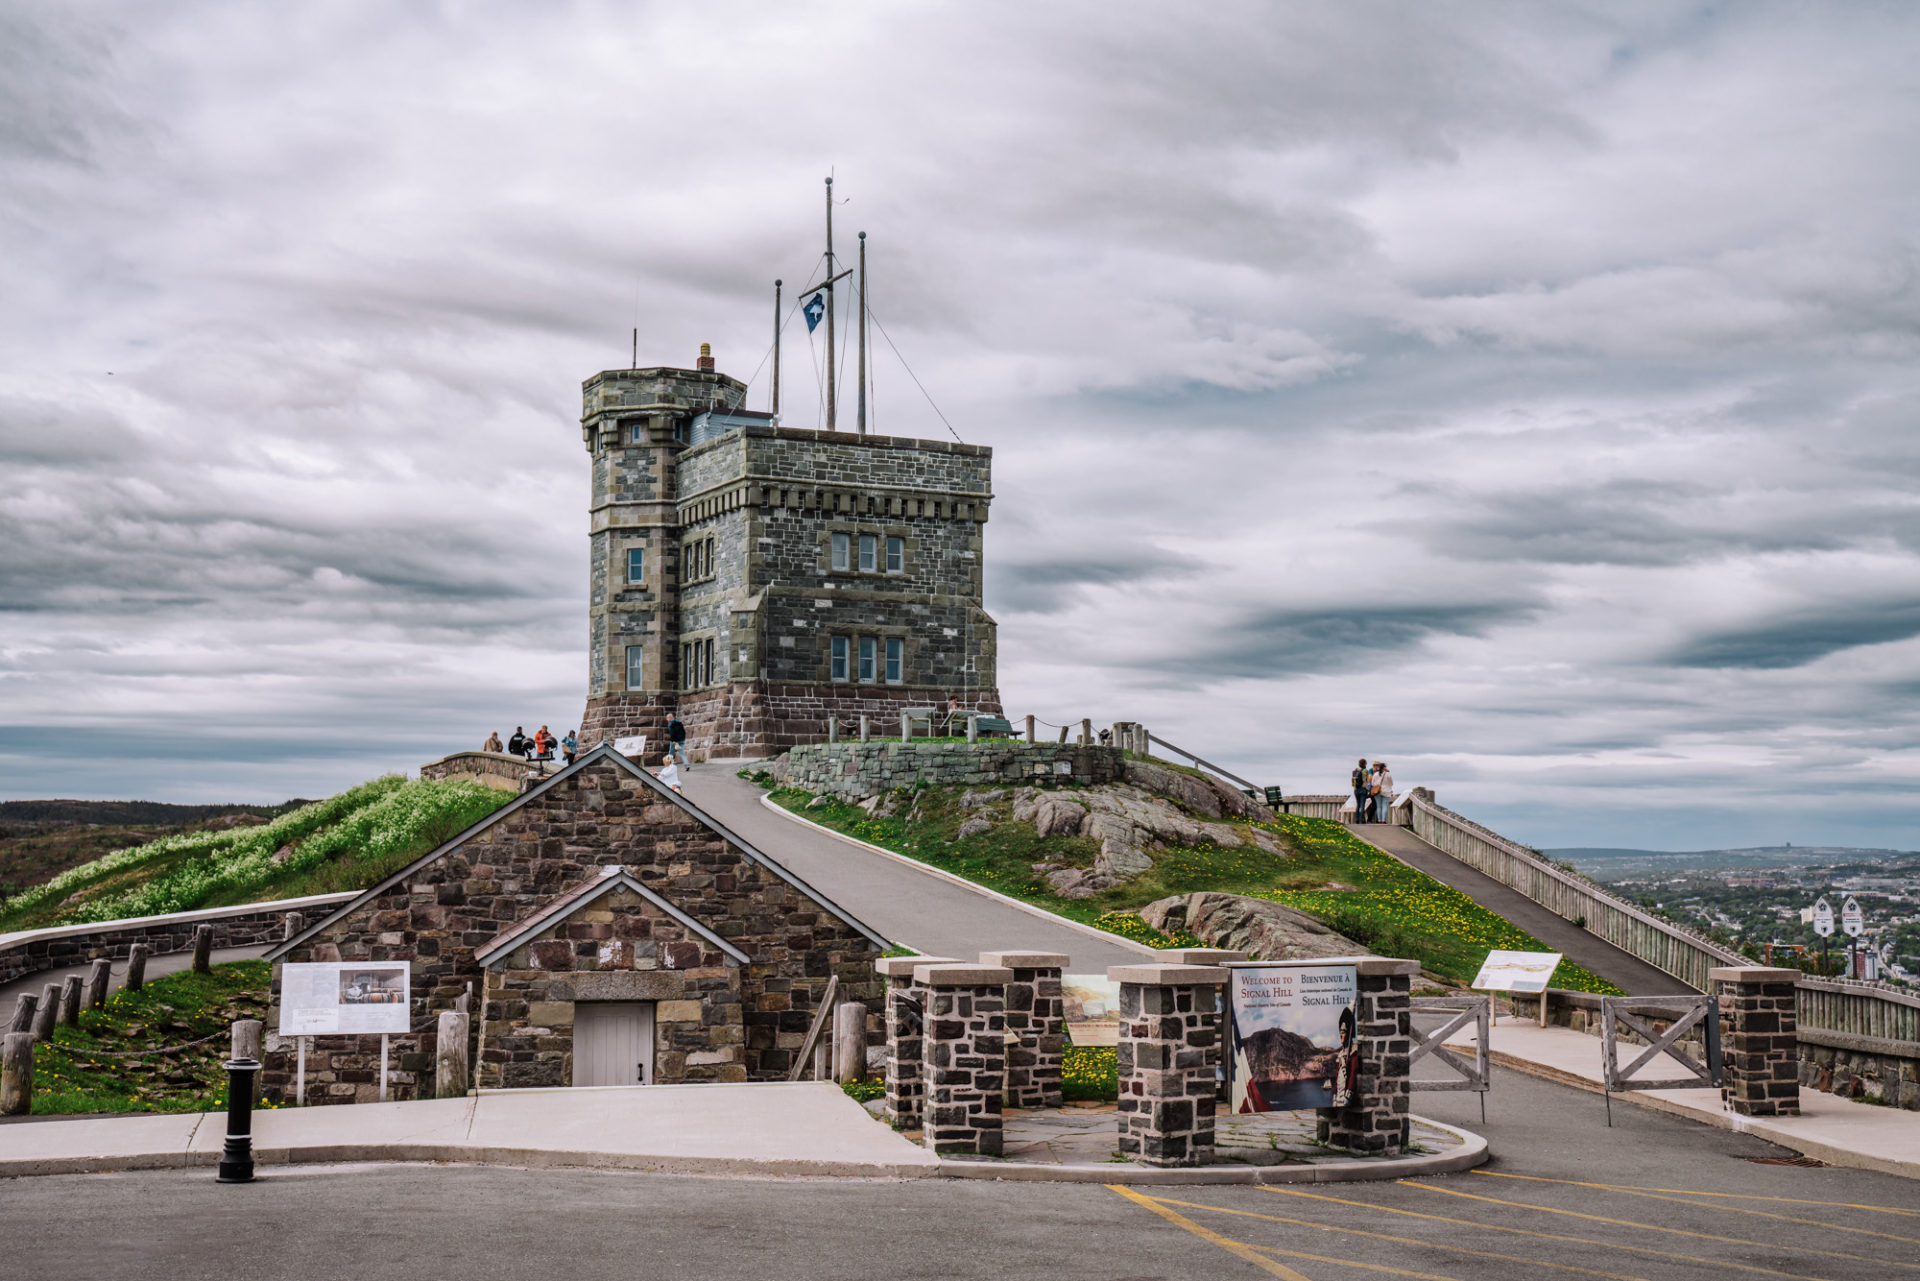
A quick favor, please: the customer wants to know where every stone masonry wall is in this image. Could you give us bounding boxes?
[1316,960,1415,1155]
[262,758,880,1105]
[772,741,1124,801]
[478,884,745,1088]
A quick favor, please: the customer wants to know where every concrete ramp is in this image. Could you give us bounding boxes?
[1353,823,1697,995]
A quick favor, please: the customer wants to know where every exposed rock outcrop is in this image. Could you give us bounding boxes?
[1141,892,1368,961]
[1121,760,1276,823]
[1009,785,1282,889]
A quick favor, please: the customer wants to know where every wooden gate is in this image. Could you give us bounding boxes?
[573,1000,655,1087]
[1599,994,1721,1124]
[1410,995,1490,1121]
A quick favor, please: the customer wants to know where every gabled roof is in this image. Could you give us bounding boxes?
[267,742,887,960]
[472,864,750,968]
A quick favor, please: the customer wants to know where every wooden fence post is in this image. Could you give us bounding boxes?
[191,923,214,974]
[436,1010,471,1099]
[1079,718,1091,745]
[859,714,870,743]
[7,993,35,1034]
[900,713,911,744]
[966,715,979,744]
[84,958,111,1010]
[231,1019,263,1062]
[833,1001,868,1083]
[32,984,59,1040]
[59,975,82,1027]
[125,943,150,992]
[827,717,838,743]
[283,912,304,941]
[1,1032,31,1116]
[1024,714,1035,744]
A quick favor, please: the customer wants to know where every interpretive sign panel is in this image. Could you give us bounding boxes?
[1842,896,1864,938]
[1471,950,1563,994]
[278,961,411,1036]
[1061,974,1121,1046]
[1228,964,1357,1112]
[1811,897,1835,938]
[613,735,648,760]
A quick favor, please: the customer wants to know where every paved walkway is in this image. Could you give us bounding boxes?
[1442,1015,1920,1179]
[0,945,263,1004]
[0,1080,1483,1184]
[1354,822,1696,995]
[677,765,1147,971]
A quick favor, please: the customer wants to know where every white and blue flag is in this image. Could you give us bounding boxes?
[803,291,826,332]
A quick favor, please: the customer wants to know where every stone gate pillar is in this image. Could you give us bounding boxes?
[979,950,1068,1108]
[1110,962,1226,1168]
[1317,957,1417,1155]
[916,962,1012,1155]
[1712,966,1801,1118]
[877,955,953,1131]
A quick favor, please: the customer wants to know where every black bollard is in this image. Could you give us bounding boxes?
[216,1057,260,1183]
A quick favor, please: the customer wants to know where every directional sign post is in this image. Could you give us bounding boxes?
[1811,897,1834,975]
[1842,897,1865,980]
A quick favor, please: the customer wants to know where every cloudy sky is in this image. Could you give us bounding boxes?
[4,2,1918,850]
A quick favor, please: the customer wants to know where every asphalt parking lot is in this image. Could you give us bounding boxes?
[3,1063,1914,1281]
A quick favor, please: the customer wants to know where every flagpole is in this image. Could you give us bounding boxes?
[824,176,837,432]
[772,279,782,418]
[864,235,871,441]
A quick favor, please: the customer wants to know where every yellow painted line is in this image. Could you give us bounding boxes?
[1470,1171,1920,1246]
[1473,1170,1920,1220]
[1105,1185,1315,1280]
[1262,1187,1835,1281]
[1144,1194,1650,1281]
[1403,1181,1920,1274]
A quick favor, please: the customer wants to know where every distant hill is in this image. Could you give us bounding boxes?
[0,798,309,828]
[1552,845,1918,876]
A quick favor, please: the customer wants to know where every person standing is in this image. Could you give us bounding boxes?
[483,730,503,754]
[534,725,555,761]
[562,729,578,766]
[1351,757,1371,824]
[666,714,690,769]
[1373,761,1395,823]
[508,726,528,759]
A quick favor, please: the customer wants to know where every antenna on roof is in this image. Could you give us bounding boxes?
[631,328,637,371]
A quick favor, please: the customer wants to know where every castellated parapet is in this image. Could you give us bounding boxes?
[579,352,1002,758]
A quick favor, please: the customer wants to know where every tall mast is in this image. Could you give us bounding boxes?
[864,235,871,441]
[824,176,836,431]
[771,278,782,417]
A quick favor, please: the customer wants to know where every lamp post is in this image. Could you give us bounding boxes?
[216,1056,260,1183]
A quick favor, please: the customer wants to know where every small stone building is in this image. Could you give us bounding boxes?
[262,744,884,1104]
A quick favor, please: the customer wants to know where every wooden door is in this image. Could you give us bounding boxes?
[572,1001,655,1087]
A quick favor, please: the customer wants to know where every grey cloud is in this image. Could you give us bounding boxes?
[992,548,1206,615]
[1672,599,1920,670]
[1158,601,1534,682]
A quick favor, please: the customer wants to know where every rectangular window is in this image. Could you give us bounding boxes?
[830,635,849,682]
[628,421,645,444]
[858,636,876,682]
[885,637,903,684]
[703,637,715,686]
[625,645,644,690]
[704,539,715,579]
[858,534,878,573]
[831,532,850,572]
[886,536,903,574]
[626,547,645,585]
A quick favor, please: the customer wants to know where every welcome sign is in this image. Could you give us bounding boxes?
[1227,963,1358,1112]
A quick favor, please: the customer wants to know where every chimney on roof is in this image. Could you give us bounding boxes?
[697,342,715,372]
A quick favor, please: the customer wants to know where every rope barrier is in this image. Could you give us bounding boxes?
[37,1027,229,1059]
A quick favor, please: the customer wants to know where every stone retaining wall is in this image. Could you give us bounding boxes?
[0,893,356,988]
[419,751,552,790]
[770,741,1125,801]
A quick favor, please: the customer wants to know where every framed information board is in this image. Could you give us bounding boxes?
[279,961,411,1036]
[1227,963,1358,1112]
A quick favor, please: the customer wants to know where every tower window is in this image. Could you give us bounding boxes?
[830,635,849,682]
[831,532,850,572]
[885,636,903,684]
[886,536,904,574]
[626,547,645,585]
[628,421,645,444]
[858,636,876,682]
[859,534,878,573]
[624,645,644,691]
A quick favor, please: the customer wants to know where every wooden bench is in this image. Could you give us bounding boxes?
[973,716,1016,738]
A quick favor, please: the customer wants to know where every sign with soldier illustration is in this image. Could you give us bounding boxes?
[1227,963,1358,1112]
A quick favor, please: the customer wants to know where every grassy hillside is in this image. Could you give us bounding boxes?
[0,800,311,909]
[0,776,514,934]
[28,960,272,1115]
[761,777,1619,994]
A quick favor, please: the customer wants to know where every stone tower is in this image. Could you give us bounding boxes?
[579,346,1001,759]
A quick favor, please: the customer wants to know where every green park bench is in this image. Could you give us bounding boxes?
[973,716,1016,738]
